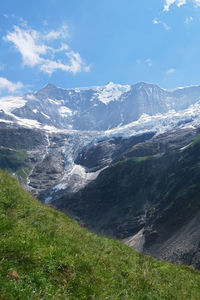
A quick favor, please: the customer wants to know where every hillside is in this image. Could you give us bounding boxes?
[55,128,200,269]
[0,170,200,299]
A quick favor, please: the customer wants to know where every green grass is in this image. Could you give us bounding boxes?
[113,156,151,167]
[190,134,200,146]
[0,147,29,183]
[0,170,200,300]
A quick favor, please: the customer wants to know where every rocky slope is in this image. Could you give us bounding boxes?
[53,127,200,269]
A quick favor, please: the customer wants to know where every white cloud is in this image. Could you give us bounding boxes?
[3,24,90,75]
[43,25,69,40]
[164,0,200,11]
[185,16,193,23]
[4,26,47,67]
[145,58,153,67]
[3,14,27,26]
[40,52,90,75]
[164,0,186,11]
[0,77,23,93]
[136,58,153,68]
[166,68,176,74]
[153,18,171,30]
[66,51,91,73]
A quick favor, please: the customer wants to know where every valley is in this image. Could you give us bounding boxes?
[1,82,200,271]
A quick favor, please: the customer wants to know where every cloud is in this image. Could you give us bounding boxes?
[166,68,176,74]
[0,77,23,93]
[136,58,153,68]
[3,24,90,75]
[3,14,27,26]
[4,26,47,67]
[40,51,90,75]
[43,25,69,40]
[145,58,153,67]
[164,0,186,11]
[185,16,193,23]
[153,18,171,30]
[164,0,200,11]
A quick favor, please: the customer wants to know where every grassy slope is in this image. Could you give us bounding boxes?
[0,170,200,300]
[0,147,29,183]
[0,126,46,184]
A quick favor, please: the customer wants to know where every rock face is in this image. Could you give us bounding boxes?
[75,132,155,172]
[27,134,67,196]
[0,123,67,193]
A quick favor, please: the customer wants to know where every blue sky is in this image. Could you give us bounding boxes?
[0,0,200,95]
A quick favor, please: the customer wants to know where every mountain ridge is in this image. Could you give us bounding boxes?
[1,81,200,133]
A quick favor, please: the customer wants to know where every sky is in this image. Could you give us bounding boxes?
[0,0,200,95]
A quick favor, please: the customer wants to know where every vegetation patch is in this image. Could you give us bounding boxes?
[191,134,200,146]
[0,148,29,183]
[113,156,151,167]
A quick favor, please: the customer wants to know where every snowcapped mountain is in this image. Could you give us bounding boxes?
[1,81,200,135]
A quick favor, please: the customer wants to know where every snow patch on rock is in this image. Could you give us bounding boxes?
[58,106,73,117]
[0,96,27,113]
[92,82,131,105]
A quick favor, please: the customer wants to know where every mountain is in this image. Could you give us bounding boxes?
[1,82,200,133]
[1,169,200,300]
[1,81,200,270]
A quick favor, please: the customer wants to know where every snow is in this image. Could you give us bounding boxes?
[17,118,41,128]
[51,164,106,197]
[58,106,73,117]
[41,112,50,119]
[92,82,131,105]
[144,87,153,97]
[26,94,37,100]
[180,143,192,151]
[0,96,27,113]
[104,102,200,138]
[1,83,200,144]
[0,119,13,124]
[44,132,104,203]
[48,98,61,105]
[43,125,62,132]
[170,84,200,91]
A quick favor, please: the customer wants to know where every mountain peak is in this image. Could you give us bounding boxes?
[106,81,115,87]
[43,83,58,90]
